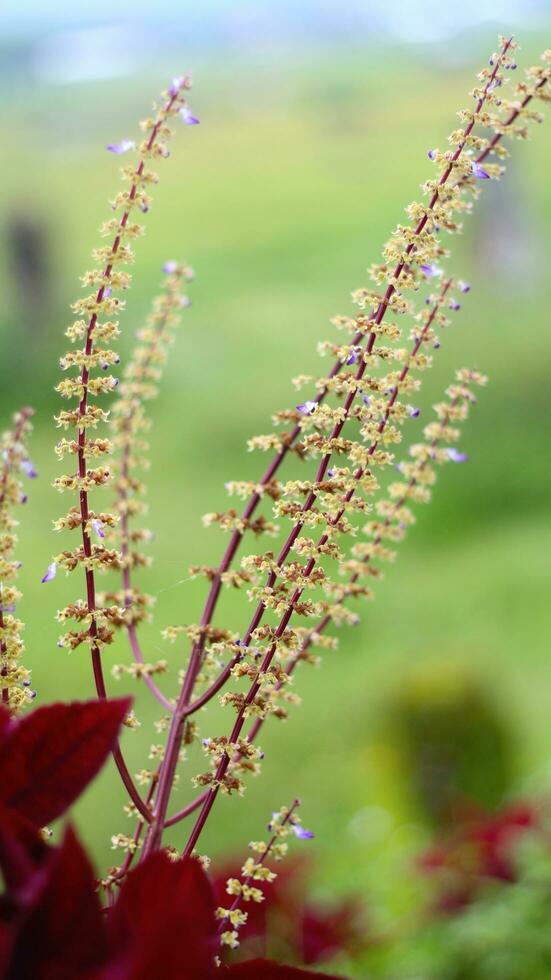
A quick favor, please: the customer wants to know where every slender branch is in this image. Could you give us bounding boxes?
[70,85,188,821]
[112,266,191,712]
[179,277,456,856]
[216,799,300,943]
[164,789,209,828]
[125,622,174,712]
[143,38,514,859]
[173,38,524,709]
[183,360,478,856]
[244,386,470,751]
[109,776,158,884]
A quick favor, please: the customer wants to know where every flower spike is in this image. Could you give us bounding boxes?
[52,74,198,823]
[0,407,35,710]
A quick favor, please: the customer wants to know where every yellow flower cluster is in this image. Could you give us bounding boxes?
[52,76,194,660]
[173,42,550,843]
[103,263,193,632]
[0,408,34,711]
[216,802,301,950]
[42,43,549,872]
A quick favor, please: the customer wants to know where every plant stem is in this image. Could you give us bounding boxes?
[77,88,181,821]
[146,38,512,857]
[216,799,300,939]
[174,37,513,712]
[0,409,33,705]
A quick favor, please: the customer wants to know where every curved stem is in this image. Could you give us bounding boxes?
[174,39,525,710]
[216,799,300,939]
[150,39,515,857]
[75,88,181,816]
[126,621,174,712]
[184,654,242,717]
[115,274,188,713]
[91,647,152,821]
[180,276,455,856]
[164,789,209,828]
[245,390,465,749]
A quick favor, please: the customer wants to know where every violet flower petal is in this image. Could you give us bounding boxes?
[471,162,490,180]
[180,106,200,126]
[106,139,135,155]
[91,519,105,539]
[169,76,185,97]
[21,459,38,479]
[292,824,314,840]
[297,401,317,415]
[446,448,469,463]
[41,562,57,583]
[420,263,443,278]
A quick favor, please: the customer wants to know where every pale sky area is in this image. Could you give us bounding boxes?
[1,0,547,41]
[1,0,548,85]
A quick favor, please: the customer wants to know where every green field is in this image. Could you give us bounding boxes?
[1,39,550,975]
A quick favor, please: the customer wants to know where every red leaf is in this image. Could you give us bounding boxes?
[0,709,13,740]
[109,854,216,979]
[221,960,345,979]
[300,897,366,965]
[0,698,131,826]
[0,826,108,980]
[0,803,48,897]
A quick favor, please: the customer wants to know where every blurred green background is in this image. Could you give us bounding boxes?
[1,2,551,975]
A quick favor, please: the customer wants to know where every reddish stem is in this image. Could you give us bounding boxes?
[147,39,514,856]
[216,799,300,939]
[245,389,466,749]
[180,42,514,856]
[177,38,520,700]
[75,88,181,820]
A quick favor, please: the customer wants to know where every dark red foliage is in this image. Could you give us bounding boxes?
[0,699,131,826]
[220,961,343,978]
[212,856,367,967]
[418,801,539,913]
[0,698,347,979]
[108,852,217,979]
[300,898,365,965]
[0,825,107,979]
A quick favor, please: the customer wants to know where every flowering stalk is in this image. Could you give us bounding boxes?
[0,408,35,710]
[216,799,309,952]
[178,275,455,854]
[157,365,483,837]
[45,41,549,870]
[171,41,505,680]
[244,367,486,749]
[161,40,550,858]
[51,75,198,821]
[153,363,479,847]
[177,276,452,714]
[168,40,551,711]
[106,260,194,713]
